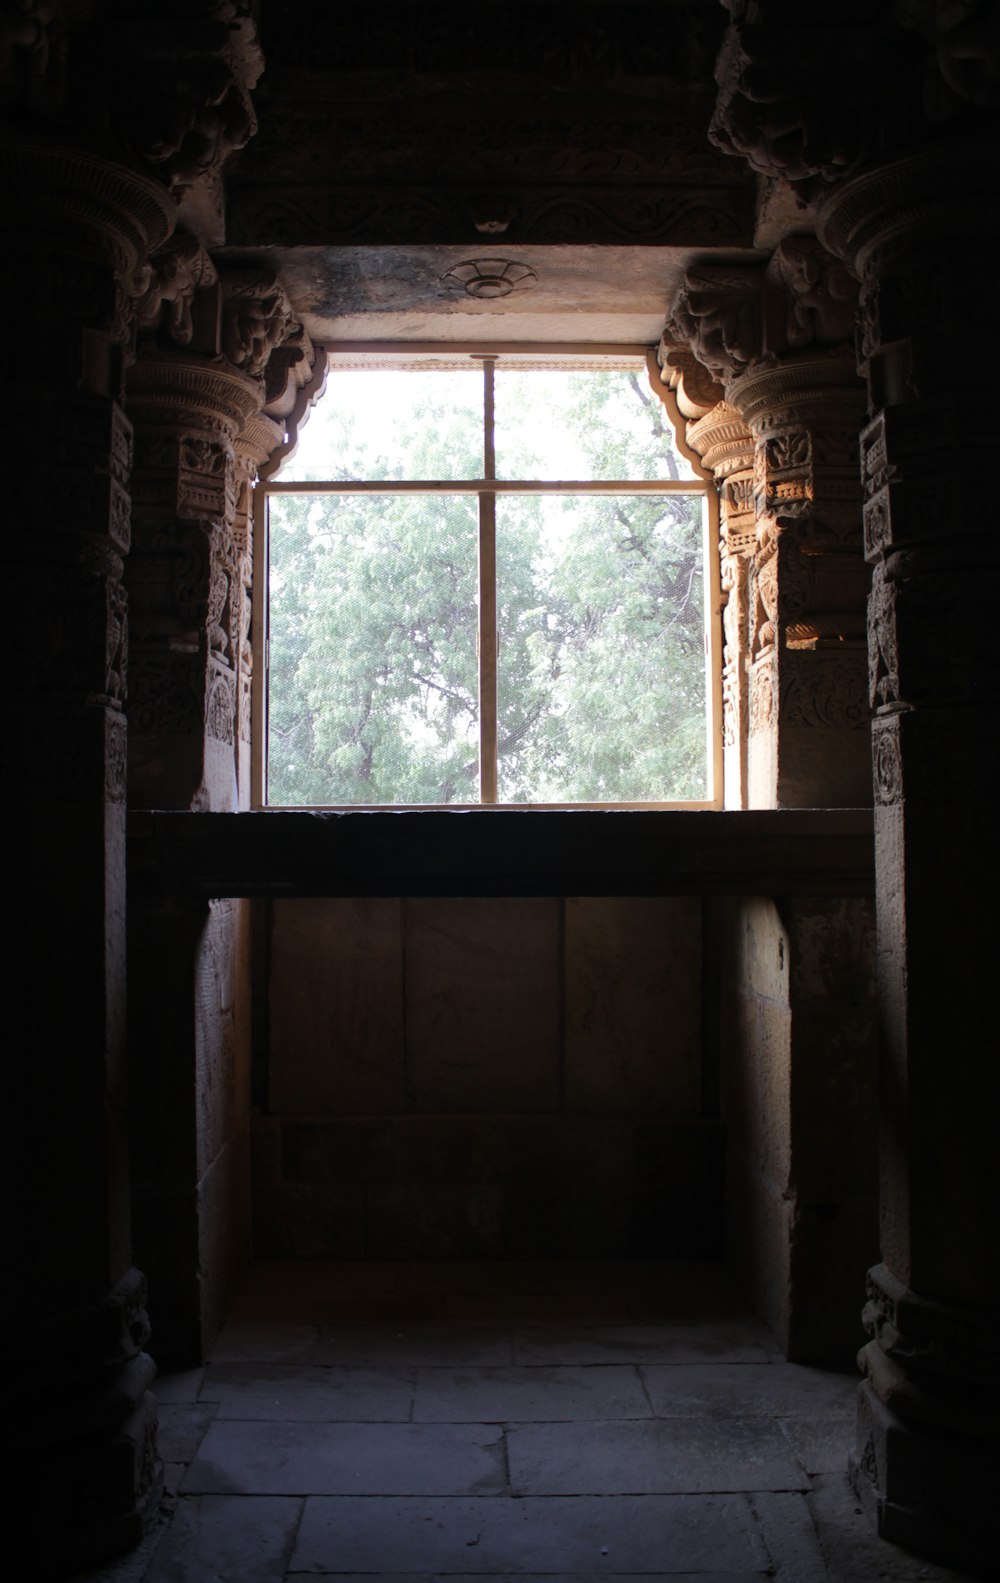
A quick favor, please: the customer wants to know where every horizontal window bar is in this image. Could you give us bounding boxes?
[264,478,708,496]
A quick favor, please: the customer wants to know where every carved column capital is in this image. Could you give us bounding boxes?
[128,349,261,444]
[0,134,173,276]
[817,140,1000,284]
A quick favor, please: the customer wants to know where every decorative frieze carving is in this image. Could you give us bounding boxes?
[781,645,868,730]
[226,183,750,249]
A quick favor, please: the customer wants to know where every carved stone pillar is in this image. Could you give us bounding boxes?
[688,402,755,809]
[666,241,871,809]
[819,143,1000,1570]
[1,134,173,1574]
[234,412,283,804]
[125,267,315,1363]
[655,345,755,808]
[127,348,261,810]
[728,351,869,808]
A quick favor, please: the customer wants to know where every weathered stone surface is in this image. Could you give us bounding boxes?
[506,1416,807,1494]
[565,896,702,1115]
[404,897,561,1112]
[268,898,405,1115]
[185,1420,506,1496]
[291,1493,767,1575]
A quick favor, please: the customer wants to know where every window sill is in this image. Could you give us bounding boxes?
[128,807,874,899]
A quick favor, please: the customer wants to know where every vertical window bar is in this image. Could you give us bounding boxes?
[478,357,498,803]
[251,483,268,809]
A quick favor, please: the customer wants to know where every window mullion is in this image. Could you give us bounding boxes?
[479,358,498,804]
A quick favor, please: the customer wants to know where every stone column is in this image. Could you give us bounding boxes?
[728,349,869,808]
[1,133,173,1574]
[655,341,755,808]
[689,402,756,810]
[666,241,871,810]
[663,250,878,1362]
[126,345,262,808]
[819,143,1000,1570]
[125,265,315,1362]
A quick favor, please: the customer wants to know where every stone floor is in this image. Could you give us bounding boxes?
[74,1261,975,1583]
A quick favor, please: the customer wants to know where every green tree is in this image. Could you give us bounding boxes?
[266,368,707,805]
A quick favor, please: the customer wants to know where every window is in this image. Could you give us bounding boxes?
[255,349,720,807]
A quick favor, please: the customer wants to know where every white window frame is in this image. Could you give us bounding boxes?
[252,344,723,809]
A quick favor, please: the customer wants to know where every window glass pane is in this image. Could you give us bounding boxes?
[267,493,479,804]
[496,493,708,802]
[277,369,482,481]
[494,369,699,482]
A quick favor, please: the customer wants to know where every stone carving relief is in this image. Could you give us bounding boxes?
[872,714,904,805]
[709,5,881,199]
[137,233,219,347]
[720,546,748,749]
[895,0,1000,120]
[0,0,80,114]
[105,708,127,804]
[227,184,749,250]
[767,237,858,348]
[749,651,776,731]
[781,651,869,730]
[108,1,263,191]
[664,264,763,383]
[207,670,236,745]
[221,269,296,380]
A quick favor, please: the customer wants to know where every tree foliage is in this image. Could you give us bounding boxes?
[266,368,708,804]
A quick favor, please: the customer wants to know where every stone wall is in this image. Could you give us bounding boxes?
[253,895,723,1260]
[717,895,878,1363]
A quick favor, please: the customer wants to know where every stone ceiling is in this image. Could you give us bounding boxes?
[215,0,759,347]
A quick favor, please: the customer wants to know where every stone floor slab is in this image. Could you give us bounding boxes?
[413,1365,651,1422]
[210,1321,321,1364]
[641,1362,857,1419]
[291,1493,768,1574]
[152,1369,204,1404]
[313,1324,514,1368]
[184,1420,506,1496]
[777,1416,855,1476]
[446,1292,635,1324]
[507,1417,809,1495]
[301,1575,764,1582]
[808,1471,973,1581]
[156,1403,218,1463]
[749,1490,827,1576]
[142,1494,302,1583]
[200,1361,414,1420]
[512,1323,772,1366]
